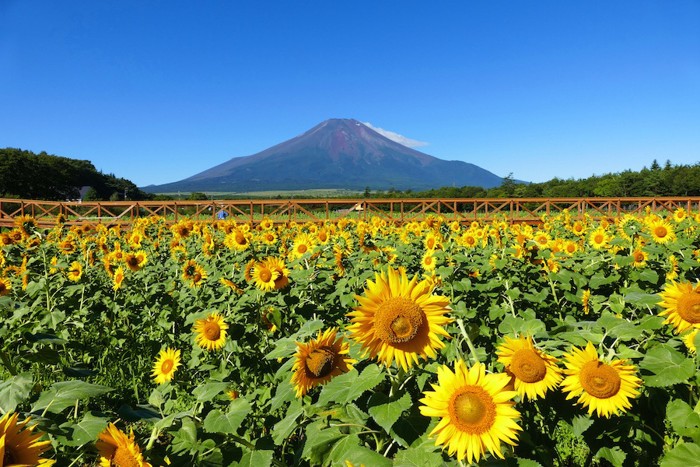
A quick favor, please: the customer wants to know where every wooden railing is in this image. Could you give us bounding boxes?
[1,197,699,228]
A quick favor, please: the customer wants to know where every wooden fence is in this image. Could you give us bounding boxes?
[1,197,699,228]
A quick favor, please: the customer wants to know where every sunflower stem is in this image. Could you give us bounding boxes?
[457,319,479,364]
[0,350,17,375]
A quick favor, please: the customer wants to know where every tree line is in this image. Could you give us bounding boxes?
[368,159,700,199]
[0,148,152,201]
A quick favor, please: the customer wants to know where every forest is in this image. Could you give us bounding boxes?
[0,148,152,201]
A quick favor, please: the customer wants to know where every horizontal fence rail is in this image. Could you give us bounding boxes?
[1,197,699,228]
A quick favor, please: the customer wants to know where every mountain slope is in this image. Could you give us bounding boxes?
[146,119,503,192]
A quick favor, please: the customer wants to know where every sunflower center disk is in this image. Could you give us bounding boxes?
[375,297,424,344]
[113,445,140,467]
[450,387,496,433]
[204,322,221,340]
[510,349,547,383]
[677,291,700,324]
[161,359,174,373]
[306,347,336,377]
[655,226,668,237]
[260,269,272,283]
[235,232,245,244]
[580,361,621,399]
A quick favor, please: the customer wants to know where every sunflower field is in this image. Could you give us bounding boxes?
[0,208,699,466]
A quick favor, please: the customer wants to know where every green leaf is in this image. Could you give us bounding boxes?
[327,434,393,466]
[272,401,303,444]
[640,345,695,387]
[236,450,274,467]
[203,398,251,434]
[170,416,199,455]
[317,365,385,406]
[367,392,412,434]
[392,444,444,466]
[65,412,109,446]
[625,291,661,306]
[0,372,33,413]
[667,399,700,442]
[595,446,626,467]
[572,415,594,436]
[31,380,112,414]
[661,442,700,467]
[193,382,230,402]
[301,423,345,464]
[270,380,295,412]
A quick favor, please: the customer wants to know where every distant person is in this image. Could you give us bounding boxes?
[217,209,229,220]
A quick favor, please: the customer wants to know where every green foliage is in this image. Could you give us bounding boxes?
[0,147,153,200]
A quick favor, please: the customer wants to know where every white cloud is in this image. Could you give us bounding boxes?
[362,122,429,148]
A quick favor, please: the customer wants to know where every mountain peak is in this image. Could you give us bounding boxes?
[145,119,504,193]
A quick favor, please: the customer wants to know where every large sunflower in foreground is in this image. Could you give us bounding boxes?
[0,411,55,466]
[96,423,151,467]
[347,267,452,371]
[290,328,356,397]
[193,312,228,351]
[560,342,641,418]
[419,360,521,464]
[151,348,181,384]
[496,335,562,400]
[657,280,700,334]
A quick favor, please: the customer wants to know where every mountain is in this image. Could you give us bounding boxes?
[145,119,504,193]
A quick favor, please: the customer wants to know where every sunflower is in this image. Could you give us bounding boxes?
[673,208,687,223]
[631,249,648,268]
[560,342,641,418]
[124,251,147,272]
[224,229,249,251]
[291,233,315,259]
[419,360,521,464]
[460,231,479,249]
[96,423,151,467]
[182,259,207,288]
[581,289,591,315]
[657,281,700,333]
[588,228,610,250]
[421,251,437,272]
[682,329,698,354]
[151,348,181,384]
[265,256,290,290]
[0,277,11,296]
[648,219,676,244]
[219,277,244,294]
[571,220,586,236]
[496,335,562,400]
[252,260,279,292]
[424,232,443,251]
[290,328,356,397]
[0,411,55,466]
[67,261,83,282]
[193,312,228,351]
[347,267,452,371]
[261,231,278,245]
[112,267,125,291]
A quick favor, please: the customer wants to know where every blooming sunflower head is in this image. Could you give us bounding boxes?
[265,256,290,290]
[560,342,641,418]
[151,348,181,384]
[112,267,125,291]
[124,251,147,272]
[657,281,700,334]
[648,219,676,244]
[631,248,648,268]
[252,260,279,292]
[419,360,521,464]
[193,312,229,351]
[290,328,356,398]
[182,259,207,288]
[0,276,12,296]
[67,261,83,282]
[96,423,151,467]
[495,335,562,400]
[0,411,55,466]
[347,267,452,371]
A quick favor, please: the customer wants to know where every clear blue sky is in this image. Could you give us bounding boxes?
[2,1,699,188]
